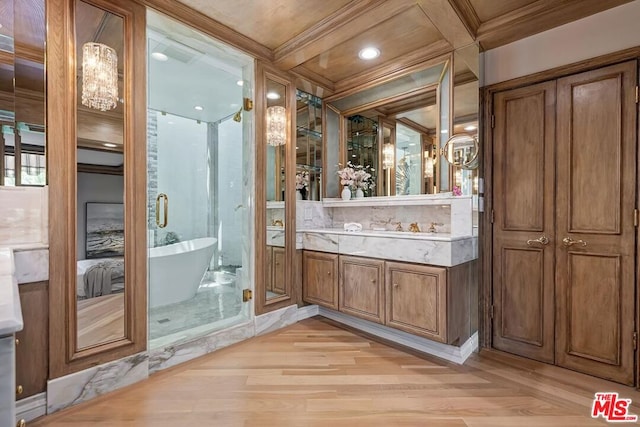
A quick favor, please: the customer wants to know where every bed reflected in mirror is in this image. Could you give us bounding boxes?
[74,0,126,350]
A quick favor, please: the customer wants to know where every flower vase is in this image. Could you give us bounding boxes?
[355,188,364,199]
[296,190,302,200]
[341,186,351,201]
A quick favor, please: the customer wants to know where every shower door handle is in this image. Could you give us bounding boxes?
[156,193,168,228]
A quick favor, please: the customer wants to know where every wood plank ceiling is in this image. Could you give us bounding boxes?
[170,0,632,95]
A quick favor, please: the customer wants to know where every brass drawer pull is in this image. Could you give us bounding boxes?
[16,385,23,395]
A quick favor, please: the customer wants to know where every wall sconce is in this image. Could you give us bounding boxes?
[424,153,434,178]
[382,143,394,169]
[82,42,118,111]
[266,106,286,146]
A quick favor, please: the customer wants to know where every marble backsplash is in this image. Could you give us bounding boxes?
[330,205,452,234]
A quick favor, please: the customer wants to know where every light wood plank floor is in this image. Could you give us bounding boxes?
[32,317,640,426]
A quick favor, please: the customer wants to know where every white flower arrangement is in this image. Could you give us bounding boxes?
[295,171,309,190]
[337,161,376,191]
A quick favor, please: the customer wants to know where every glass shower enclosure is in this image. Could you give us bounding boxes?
[146,10,254,349]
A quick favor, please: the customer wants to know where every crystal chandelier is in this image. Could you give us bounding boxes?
[266,106,286,146]
[82,42,118,111]
[382,143,394,169]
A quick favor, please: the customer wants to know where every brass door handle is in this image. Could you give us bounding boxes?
[526,236,549,246]
[562,237,587,247]
[156,193,168,228]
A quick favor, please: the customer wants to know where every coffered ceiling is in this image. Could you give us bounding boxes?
[167,0,631,94]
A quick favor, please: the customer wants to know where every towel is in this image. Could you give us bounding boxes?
[344,222,363,232]
[83,259,124,298]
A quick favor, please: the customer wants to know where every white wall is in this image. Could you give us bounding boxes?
[482,1,640,87]
[156,113,209,244]
[77,172,124,260]
[217,118,243,266]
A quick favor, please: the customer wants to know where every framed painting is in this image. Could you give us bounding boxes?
[85,202,124,258]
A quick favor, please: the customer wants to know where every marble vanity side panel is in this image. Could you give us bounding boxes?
[0,336,16,426]
[255,304,298,336]
[331,205,452,234]
[450,238,476,265]
[296,200,333,229]
[148,321,255,374]
[338,235,453,266]
[267,230,285,247]
[47,352,149,414]
[302,232,339,253]
[450,197,473,237]
[13,249,49,284]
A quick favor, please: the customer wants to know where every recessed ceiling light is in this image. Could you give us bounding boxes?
[358,47,380,60]
[464,125,477,131]
[151,52,168,62]
[194,105,204,111]
[103,143,117,148]
[236,80,244,86]
[266,92,280,100]
[441,129,448,134]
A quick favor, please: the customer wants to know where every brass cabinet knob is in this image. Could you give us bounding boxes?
[15,338,19,346]
[370,279,376,283]
[393,283,399,288]
[17,419,26,427]
[16,384,23,395]
[327,271,331,275]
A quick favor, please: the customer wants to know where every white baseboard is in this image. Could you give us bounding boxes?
[16,392,47,423]
[317,307,478,364]
[297,304,319,321]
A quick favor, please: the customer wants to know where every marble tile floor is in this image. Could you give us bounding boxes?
[148,273,242,342]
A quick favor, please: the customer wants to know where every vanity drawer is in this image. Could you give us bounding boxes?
[302,251,338,309]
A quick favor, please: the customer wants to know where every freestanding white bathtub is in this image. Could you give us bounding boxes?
[149,237,217,309]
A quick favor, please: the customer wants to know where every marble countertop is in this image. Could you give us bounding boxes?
[322,194,471,208]
[0,249,23,336]
[299,228,472,242]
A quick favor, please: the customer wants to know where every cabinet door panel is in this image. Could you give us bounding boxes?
[272,247,286,295]
[385,262,447,342]
[303,251,338,309]
[339,256,384,324]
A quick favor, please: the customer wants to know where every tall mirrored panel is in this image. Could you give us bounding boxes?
[1,0,46,186]
[75,0,126,349]
[265,78,287,301]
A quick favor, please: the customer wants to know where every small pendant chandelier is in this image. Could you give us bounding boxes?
[82,42,118,111]
[266,106,286,146]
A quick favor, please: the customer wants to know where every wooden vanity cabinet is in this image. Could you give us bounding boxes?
[303,251,338,309]
[339,256,385,324]
[15,281,49,398]
[271,247,286,295]
[385,261,473,345]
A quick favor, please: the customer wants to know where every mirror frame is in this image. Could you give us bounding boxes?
[48,0,147,377]
[322,54,454,198]
[255,60,297,315]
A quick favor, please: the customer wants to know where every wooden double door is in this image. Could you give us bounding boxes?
[491,60,638,385]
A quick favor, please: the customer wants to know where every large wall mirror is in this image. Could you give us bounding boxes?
[256,62,296,314]
[323,45,479,198]
[48,0,146,377]
[0,0,47,187]
[295,90,322,201]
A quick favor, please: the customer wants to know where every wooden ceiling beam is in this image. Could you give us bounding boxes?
[476,0,632,50]
[415,0,476,49]
[273,0,415,70]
